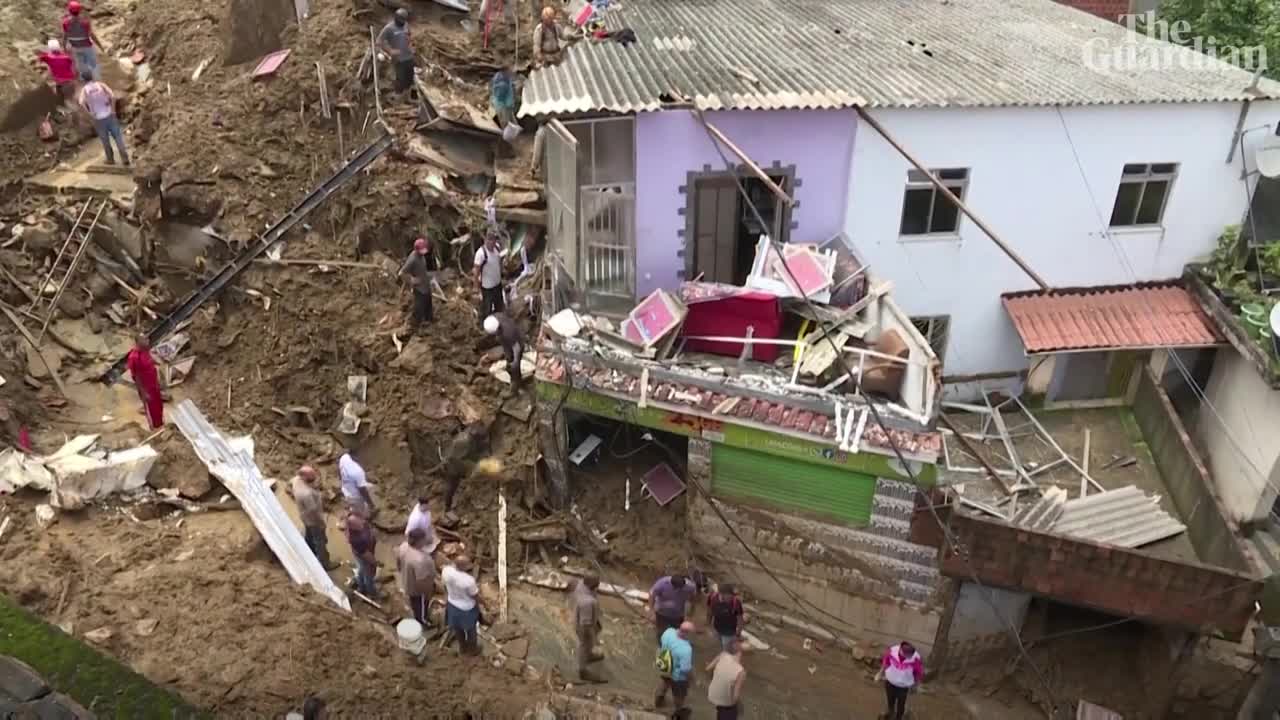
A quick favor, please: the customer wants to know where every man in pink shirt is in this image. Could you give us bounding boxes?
[876,640,924,720]
[77,72,128,165]
[35,40,76,104]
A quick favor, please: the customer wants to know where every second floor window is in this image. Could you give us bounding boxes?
[1110,163,1177,227]
[900,168,969,237]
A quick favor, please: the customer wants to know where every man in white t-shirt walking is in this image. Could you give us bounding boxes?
[338,447,376,518]
[473,234,505,323]
[77,71,128,165]
[443,555,482,654]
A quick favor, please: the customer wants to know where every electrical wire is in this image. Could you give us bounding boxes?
[691,107,1062,715]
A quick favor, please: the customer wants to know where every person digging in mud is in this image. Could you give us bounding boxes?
[474,233,505,321]
[396,528,436,627]
[339,446,376,518]
[290,465,334,570]
[377,8,415,95]
[483,312,525,392]
[443,555,481,654]
[62,0,104,80]
[438,422,489,513]
[344,509,380,601]
[125,334,163,430]
[77,71,128,166]
[569,574,606,682]
[398,237,436,332]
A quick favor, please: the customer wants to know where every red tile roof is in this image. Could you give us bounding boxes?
[535,354,942,459]
[1002,282,1223,354]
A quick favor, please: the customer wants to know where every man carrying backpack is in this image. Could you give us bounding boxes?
[706,583,745,651]
[473,234,505,321]
[654,621,695,717]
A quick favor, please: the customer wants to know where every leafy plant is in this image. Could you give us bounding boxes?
[1261,242,1280,279]
[1204,225,1248,288]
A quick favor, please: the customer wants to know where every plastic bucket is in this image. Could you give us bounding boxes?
[396,618,426,656]
[502,121,522,142]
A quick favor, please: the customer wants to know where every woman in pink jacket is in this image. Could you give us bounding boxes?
[876,640,923,720]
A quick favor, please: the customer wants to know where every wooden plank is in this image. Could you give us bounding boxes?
[1009,394,1105,494]
[938,414,1013,495]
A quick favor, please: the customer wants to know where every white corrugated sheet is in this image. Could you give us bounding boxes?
[522,0,1280,115]
[1052,485,1185,548]
[171,400,351,612]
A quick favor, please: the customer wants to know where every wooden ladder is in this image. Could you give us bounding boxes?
[28,198,108,343]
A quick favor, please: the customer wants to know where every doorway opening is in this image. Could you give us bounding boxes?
[687,170,793,286]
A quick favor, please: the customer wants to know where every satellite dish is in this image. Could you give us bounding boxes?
[1256,135,1280,179]
[1270,301,1280,338]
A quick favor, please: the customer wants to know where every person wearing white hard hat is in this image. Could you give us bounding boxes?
[484,313,525,390]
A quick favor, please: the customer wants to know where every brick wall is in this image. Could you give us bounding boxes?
[1056,0,1130,22]
[937,509,1261,639]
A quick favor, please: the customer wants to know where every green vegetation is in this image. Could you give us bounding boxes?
[1156,0,1280,80]
[0,594,204,719]
[1198,225,1280,376]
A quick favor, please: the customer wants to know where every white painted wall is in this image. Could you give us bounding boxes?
[1199,350,1280,524]
[844,101,1280,396]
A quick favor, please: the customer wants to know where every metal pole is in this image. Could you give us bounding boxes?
[854,106,1050,290]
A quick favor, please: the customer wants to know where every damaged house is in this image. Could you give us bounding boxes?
[523,0,1280,399]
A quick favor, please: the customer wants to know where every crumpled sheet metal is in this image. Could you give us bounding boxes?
[171,400,351,612]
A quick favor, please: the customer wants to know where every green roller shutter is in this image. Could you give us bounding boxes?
[711,444,877,527]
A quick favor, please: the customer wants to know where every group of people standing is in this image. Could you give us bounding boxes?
[289,451,489,655]
[35,1,130,164]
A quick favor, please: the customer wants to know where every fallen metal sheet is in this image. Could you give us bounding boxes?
[1077,699,1123,720]
[1051,485,1185,549]
[430,0,469,12]
[171,400,351,611]
[46,444,158,510]
[0,449,53,494]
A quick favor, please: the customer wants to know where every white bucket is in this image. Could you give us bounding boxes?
[396,618,426,656]
[502,121,522,142]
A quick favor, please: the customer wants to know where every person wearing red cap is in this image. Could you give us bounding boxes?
[290,465,333,569]
[61,0,104,81]
[35,40,76,106]
[398,237,437,332]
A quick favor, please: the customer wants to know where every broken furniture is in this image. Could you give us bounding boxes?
[641,462,686,506]
[678,283,783,362]
[859,329,909,397]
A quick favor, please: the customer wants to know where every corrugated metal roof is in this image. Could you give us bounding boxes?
[521,0,1280,115]
[1053,485,1185,548]
[171,400,352,612]
[1002,282,1223,353]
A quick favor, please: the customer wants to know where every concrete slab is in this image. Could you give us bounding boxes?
[26,144,135,201]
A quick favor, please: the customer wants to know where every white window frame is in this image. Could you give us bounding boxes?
[898,168,970,241]
[910,315,950,363]
[1109,163,1178,228]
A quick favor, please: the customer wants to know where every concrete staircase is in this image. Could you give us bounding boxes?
[841,478,945,606]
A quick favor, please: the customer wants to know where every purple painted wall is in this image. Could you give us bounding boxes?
[633,109,858,297]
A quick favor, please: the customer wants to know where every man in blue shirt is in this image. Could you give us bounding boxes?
[655,621,695,716]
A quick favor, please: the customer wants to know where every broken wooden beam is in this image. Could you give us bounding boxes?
[938,414,1013,495]
[700,118,794,207]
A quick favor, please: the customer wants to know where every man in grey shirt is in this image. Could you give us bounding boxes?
[569,574,605,682]
[377,8,414,93]
[398,237,436,331]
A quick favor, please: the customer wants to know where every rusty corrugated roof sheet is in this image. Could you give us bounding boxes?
[1002,282,1224,354]
[521,0,1280,115]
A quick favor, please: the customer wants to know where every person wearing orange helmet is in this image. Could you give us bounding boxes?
[61,0,104,80]
[398,236,437,331]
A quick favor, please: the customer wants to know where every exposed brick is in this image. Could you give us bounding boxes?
[936,510,1260,638]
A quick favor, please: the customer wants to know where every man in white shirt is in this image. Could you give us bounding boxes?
[443,555,481,654]
[403,495,438,552]
[338,448,375,518]
[77,71,128,165]
[473,234,505,323]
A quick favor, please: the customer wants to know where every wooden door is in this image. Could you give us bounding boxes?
[693,177,739,284]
